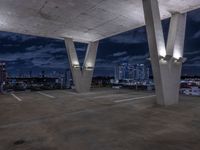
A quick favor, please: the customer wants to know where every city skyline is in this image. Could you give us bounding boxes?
[115,63,150,81]
[0,8,200,76]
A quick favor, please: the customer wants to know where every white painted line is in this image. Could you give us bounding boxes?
[67,92,79,95]
[11,93,22,101]
[114,95,156,103]
[67,92,94,96]
[37,92,55,99]
[94,94,126,99]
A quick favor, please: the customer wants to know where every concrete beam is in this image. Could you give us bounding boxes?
[167,13,187,59]
[142,0,187,105]
[64,38,99,93]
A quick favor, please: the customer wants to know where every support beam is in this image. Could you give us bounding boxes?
[142,0,187,105]
[64,38,99,93]
[142,0,166,105]
[167,13,187,59]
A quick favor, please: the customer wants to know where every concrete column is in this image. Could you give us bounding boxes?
[142,0,186,105]
[64,38,99,93]
[167,13,186,59]
[64,38,82,92]
[82,41,99,92]
[164,13,187,105]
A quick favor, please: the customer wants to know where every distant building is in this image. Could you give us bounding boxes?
[56,69,72,89]
[0,62,7,93]
[66,69,72,88]
[135,64,145,80]
[115,63,126,80]
[115,63,150,81]
[145,67,150,81]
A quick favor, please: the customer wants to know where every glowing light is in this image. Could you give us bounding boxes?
[85,66,94,71]
[72,64,80,69]
[84,62,94,71]
[159,57,167,64]
[85,62,93,68]
[158,46,166,57]
[173,50,182,60]
[173,57,187,63]
[72,61,79,66]
[159,55,173,64]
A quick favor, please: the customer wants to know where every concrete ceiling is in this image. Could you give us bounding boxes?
[0,0,200,42]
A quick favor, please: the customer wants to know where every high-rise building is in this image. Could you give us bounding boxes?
[115,63,128,80]
[0,62,6,82]
[115,63,150,81]
[145,67,150,80]
[135,64,146,81]
[0,62,7,93]
[64,69,72,88]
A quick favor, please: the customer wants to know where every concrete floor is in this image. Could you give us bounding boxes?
[0,88,200,150]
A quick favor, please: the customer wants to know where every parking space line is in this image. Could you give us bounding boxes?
[93,94,126,99]
[66,92,79,95]
[114,95,156,103]
[37,92,55,99]
[11,93,22,102]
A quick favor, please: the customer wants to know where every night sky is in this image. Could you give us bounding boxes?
[0,8,200,77]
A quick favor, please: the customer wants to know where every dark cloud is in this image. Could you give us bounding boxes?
[112,51,127,57]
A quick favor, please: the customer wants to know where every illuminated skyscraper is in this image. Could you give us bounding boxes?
[115,63,150,81]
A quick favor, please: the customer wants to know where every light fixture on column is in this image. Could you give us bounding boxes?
[84,65,94,71]
[173,57,187,63]
[72,64,81,69]
[159,55,172,61]
[173,50,182,60]
[84,61,94,71]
